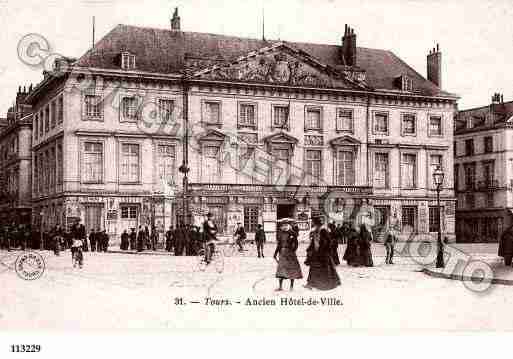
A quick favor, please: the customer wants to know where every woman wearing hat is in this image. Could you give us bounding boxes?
[274,219,302,291]
[305,217,341,290]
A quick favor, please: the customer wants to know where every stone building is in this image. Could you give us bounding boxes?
[0,86,33,225]
[26,10,458,242]
[454,93,513,242]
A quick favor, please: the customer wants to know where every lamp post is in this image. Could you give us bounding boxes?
[39,210,44,250]
[432,166,445,268]
[179,76,190,226]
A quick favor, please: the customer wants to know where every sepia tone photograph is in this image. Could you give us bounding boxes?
[1,0,513,345]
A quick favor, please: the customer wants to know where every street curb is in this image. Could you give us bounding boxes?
[422,268,513,286]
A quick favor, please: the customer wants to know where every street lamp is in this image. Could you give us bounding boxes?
[432,165,445,268]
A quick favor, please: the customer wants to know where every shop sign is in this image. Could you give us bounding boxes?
[206,196,229,204]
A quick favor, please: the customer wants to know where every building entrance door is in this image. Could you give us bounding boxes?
[84,204,103,233]
[277,204,295,220]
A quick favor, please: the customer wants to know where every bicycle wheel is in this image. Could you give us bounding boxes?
[196,249,207,272]
[213,249,224,273]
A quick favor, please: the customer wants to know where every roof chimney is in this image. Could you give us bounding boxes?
[491,92,503,104]
[171,7,181,31]
[341,24,357,67]
[427,43,442,88]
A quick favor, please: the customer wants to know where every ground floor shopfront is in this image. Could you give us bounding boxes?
[187,183,456,243]
[31,186,456,244]
[32,193,179,247]
[456,209,512,243]
[0,204,31,226]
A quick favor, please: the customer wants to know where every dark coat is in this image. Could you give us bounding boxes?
[499,226,513,257]
[306,228,341,290]
[358,229,374,267]
[121,232,129,250]
[343,228,360,265]
[255,228,266,243]
[129,231,136,250]
[328,224,340,266]
[274,230,302,279]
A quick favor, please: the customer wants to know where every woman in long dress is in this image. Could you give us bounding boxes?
[305,217,341,290]
[274,221,303,291]
[342,222,360,266]
[358,224,374,267]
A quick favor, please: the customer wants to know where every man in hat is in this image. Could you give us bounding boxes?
[255,224,266,258]
[202,213,218,263]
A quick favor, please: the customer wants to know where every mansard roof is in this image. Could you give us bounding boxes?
[75,24,454,97]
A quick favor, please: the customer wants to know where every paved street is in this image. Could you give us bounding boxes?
[1,243,512,331]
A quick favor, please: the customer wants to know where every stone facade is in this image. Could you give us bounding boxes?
[26,14,458,244]
[454,94,513,242]
[0,87,33,225]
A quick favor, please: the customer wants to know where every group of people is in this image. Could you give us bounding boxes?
[274,217,342,291]
[118,223,205,256]
[273,218,399,291]
[0,223,32,250]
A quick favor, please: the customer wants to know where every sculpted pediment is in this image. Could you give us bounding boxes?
[262,131,299,145]
[192,42,367,90]
[329,135,361,147]
[197,128,226,142]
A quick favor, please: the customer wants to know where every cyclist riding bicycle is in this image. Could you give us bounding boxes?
[202,212,218,264]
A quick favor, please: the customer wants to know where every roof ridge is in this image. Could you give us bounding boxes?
[460,100,513,112]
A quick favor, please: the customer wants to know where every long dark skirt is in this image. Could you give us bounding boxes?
[276,250,303,279]
[343,243,359,266]
[359,246,373,267]
[331,243,340,266]
[307,257,341,290]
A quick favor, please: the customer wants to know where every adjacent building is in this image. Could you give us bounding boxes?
[0,86,33,225]
[26,9,458,242]
[454,93,513,242]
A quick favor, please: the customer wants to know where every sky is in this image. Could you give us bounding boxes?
[1,0,512,115]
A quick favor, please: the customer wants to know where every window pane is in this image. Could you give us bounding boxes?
[430,116,442,135]
[374,113,388,133]
[337,150,354,185]
[273,106,288,127]
[306,109,321,129]
[83,142,103,182]
[206,102,220,123]
[374,153,388,188]
[402,206,416,232]
[122,97,137,120]
[244,206,259,232]
[401,154,416,188]
[336,109,353,131]
[402,114,415,134]
[239,104,255,126]
[306,150,322,184]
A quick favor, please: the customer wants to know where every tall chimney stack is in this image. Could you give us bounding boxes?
[171,7,181,31]
[427,43,442,88]
[341,24,357,67]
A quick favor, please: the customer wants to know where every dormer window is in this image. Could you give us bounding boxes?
[121,52,136,70]
[396,75,413,92]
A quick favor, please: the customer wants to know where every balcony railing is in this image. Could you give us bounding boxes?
[476,179,500,191]
[188,183,373,195]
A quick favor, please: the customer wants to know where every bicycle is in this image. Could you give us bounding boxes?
[196,240,224,273]
[223,237,252,257]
